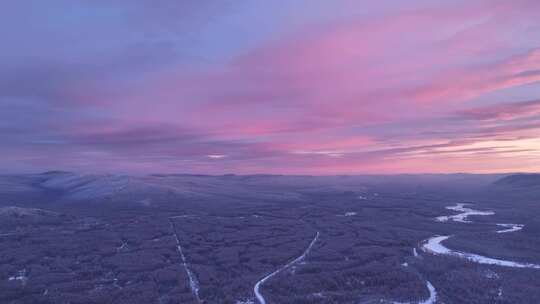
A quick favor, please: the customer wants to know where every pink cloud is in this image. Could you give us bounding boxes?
[459,99,540,121]
[412,49,540,104]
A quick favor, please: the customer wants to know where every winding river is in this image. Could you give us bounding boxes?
[435,203,494,223]
[422,235,540,269]
[423,203,540,270]
[496,223,524,234]
[254,231,320,304]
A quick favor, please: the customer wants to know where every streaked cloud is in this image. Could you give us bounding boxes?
[458,99,540,121]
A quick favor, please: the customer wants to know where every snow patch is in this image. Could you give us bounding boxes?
[483,269,499,279]
[8,269,28,285]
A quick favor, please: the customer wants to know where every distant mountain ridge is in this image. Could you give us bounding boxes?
[0,172,511,206]
[493,174,540,188]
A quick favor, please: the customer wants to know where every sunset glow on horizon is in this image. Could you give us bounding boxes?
[2,0,540,174]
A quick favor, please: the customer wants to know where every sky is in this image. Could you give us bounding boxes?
[2,0,540,174]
